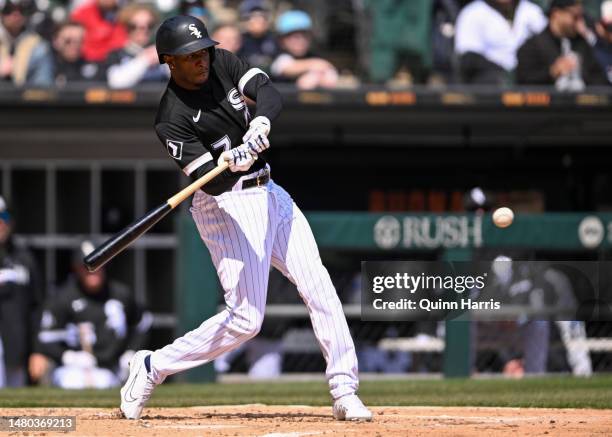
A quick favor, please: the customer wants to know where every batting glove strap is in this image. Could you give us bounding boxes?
[242,116,271,144]
[232,147,248,161]
[218,144,256,172]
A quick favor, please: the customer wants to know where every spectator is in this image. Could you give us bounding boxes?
[516,0,608,90]
[179,0,211,26]
[204,0,238,27]
[0,0,53,86]
[270,10,338,89]
[212,22,242,54]
[0,196,44,387]
[592,0,612,82]
[364,0,434,85]
[34,240,151,389]
[71,0,127,62]
[484,257,552,376]
[51,21,105,87]
[237,0,278,73]
[106,4,167,89]
[431,0,462,84]
[455,0,547,85]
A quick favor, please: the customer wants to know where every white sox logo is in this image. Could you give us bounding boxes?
[227,88,250,126]
[166,139,183,160]
[188,24,202,38]
[227,88,246,111]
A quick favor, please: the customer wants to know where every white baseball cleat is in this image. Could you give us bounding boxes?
[120,350,156,419]
[332,394,373,421]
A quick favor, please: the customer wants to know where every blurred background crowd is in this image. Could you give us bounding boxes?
[0,0,611,90]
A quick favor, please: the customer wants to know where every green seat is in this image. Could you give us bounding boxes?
[366,0,433,82]
[530,0,548,10]
[531,0,603,19]
[583,0,603,19]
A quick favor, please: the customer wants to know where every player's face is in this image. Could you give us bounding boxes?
[168,48,211,89]
[75,264,106,294]
[0,220,10,244]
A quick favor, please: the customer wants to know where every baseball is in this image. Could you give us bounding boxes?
[493,207,514,228]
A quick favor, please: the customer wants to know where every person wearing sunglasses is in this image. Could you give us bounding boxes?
[106,3,168,89]
[0,0,53,87]
[51,21,105,86]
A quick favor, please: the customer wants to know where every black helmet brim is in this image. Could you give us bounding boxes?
[158,37,219,64]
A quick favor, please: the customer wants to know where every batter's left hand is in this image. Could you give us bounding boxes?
[218,144,256,172]
[243,116,271,144]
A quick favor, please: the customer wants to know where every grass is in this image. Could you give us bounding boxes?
[0,376,610,409]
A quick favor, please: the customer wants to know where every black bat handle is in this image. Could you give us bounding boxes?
[84,202,172,272]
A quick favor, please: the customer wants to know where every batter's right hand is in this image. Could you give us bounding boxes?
[218,144,256,172]
[245,133,270,157]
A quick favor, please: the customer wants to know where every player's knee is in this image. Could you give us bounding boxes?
[237,316,263,338]
[236,319,262,339]
[245,321,262,338]
[228,306,264,338]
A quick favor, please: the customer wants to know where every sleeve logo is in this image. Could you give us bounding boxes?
[227,87,246,111]
[166,139,184,160]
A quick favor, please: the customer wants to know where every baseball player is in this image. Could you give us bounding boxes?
[37,240,152,388]
[0,196,43,387]
[120,15,371,421]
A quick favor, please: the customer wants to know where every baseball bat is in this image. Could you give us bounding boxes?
[84,161,229,272]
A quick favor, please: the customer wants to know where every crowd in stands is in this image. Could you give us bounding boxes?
[0,0,610,89]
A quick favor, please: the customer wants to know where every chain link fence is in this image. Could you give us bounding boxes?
[215,250,612,377]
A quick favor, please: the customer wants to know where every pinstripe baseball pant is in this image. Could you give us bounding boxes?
[149,177,359,399]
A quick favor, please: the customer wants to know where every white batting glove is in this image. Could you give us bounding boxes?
[242,116,271,144]
[62,350,97,368]
[217,144,257,172]
[245,133,270,157]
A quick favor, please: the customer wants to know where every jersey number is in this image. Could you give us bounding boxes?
[211,135,231,153]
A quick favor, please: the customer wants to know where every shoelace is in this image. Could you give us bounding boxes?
[140,377,156,402]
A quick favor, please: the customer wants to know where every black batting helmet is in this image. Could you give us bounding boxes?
[155,15,218,64]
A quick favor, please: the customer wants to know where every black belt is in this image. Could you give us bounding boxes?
[241,170,270,189]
